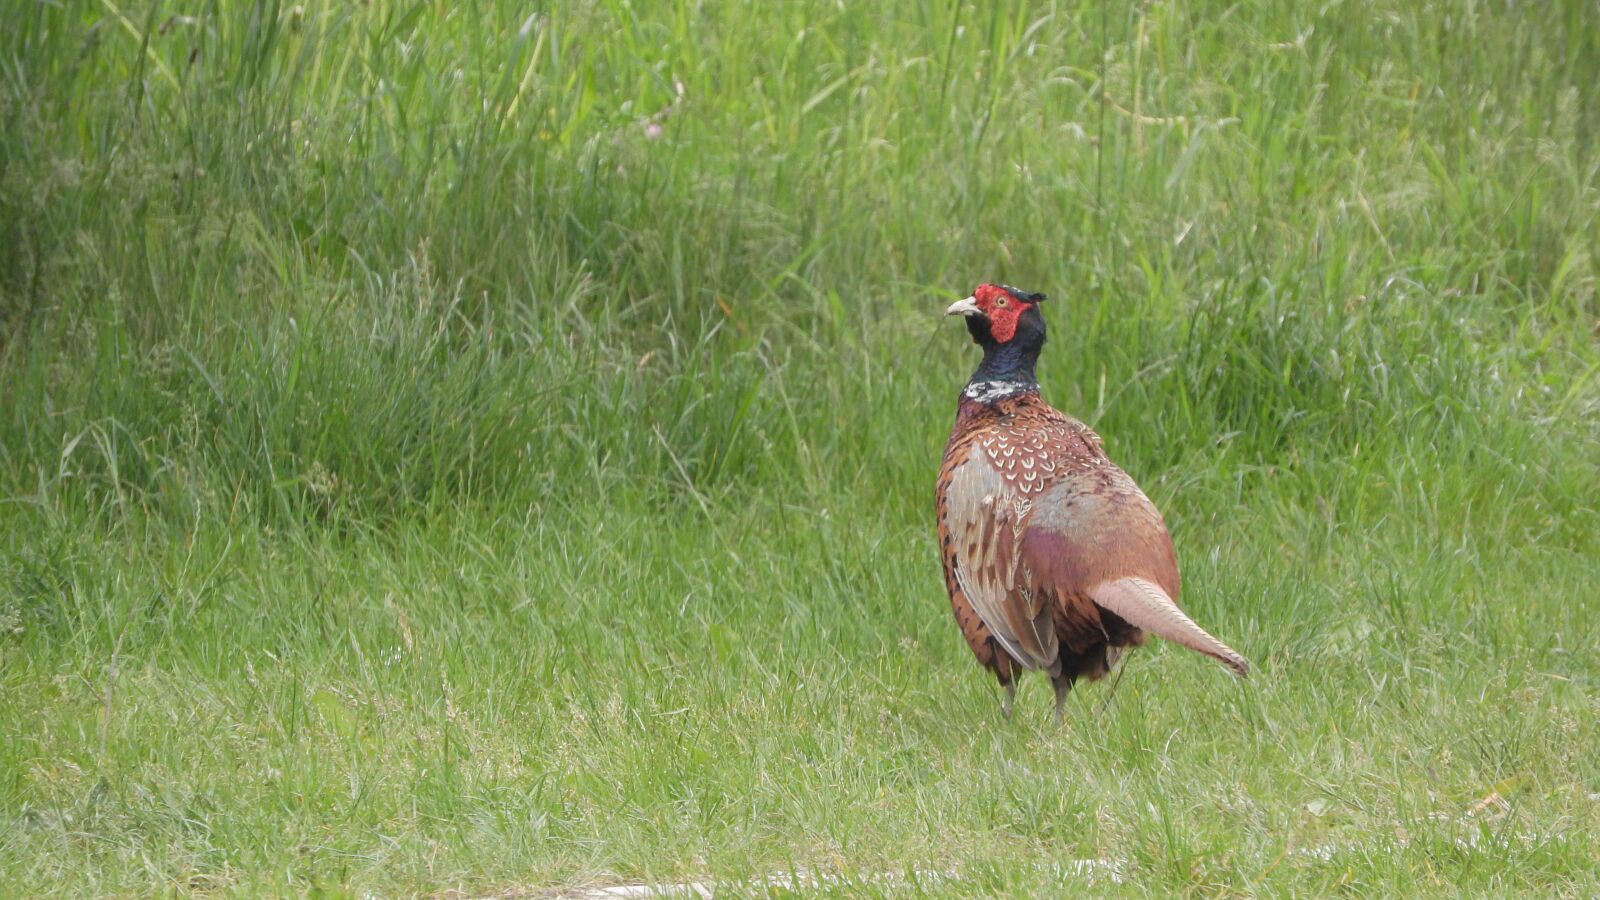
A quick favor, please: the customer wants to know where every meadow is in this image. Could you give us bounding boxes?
[2,0,1598,895]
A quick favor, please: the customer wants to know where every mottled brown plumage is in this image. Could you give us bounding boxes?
[937,284,1248,718]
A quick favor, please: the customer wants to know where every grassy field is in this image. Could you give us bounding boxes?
[2,0,1598,895]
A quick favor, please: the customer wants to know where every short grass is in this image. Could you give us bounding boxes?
[2,0,1598,895]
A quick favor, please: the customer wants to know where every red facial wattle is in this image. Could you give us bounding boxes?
[974,283,1030,343]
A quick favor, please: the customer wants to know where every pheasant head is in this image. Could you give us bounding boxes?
[946,283,1049,394]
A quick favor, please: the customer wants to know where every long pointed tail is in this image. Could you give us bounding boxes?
[1090,577,1250,677]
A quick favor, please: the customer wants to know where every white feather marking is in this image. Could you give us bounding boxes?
[963,380,1036,403]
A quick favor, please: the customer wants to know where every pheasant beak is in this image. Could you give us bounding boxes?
[945,296,981,317]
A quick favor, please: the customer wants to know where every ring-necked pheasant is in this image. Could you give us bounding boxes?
[936,283,1249,719]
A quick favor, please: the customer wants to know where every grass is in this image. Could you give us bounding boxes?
[1,0,1598,894]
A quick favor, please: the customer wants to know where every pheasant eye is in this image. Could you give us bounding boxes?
[995,297,1008,308]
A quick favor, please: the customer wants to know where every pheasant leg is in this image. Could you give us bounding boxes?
[1052,677,1072,722]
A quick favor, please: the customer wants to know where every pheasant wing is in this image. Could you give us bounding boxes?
[943,443,1058,670]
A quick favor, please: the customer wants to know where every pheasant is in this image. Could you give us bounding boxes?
[936,283,1249,719]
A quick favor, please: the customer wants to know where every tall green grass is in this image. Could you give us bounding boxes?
[2,0,1597,895]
